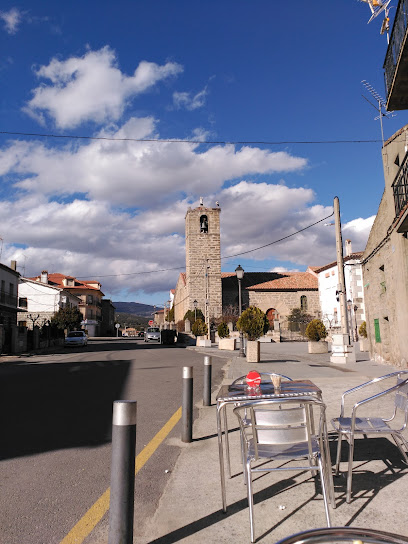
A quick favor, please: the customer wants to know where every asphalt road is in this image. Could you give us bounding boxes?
[0,338,227,544]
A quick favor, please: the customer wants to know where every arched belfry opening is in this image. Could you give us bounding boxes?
[200,214,208,233]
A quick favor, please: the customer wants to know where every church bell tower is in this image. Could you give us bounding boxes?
[185,200,222,323]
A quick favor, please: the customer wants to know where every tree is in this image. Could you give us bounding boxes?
[51,306,83,331]
[192,319,208,337]
[286,308,313,335]
[305,319,328,342]
[167,307,175,322]
[184,309,204,322]
[217,322,230,339]
[237,306,269,341]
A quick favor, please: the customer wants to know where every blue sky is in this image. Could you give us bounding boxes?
[0,1,406,306]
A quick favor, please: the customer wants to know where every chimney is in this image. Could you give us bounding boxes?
[345,239,352,257]
[10,260,17,271]
[40,270,48,284]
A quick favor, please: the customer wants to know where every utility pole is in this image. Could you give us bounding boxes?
[334,196,350,342]
[330,196,355,364]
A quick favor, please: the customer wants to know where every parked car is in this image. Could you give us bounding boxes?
[64,330,88,347]
[137,331,145,338]
[144,327,161,343]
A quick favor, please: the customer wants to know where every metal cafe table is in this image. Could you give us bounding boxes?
[216,379,334,512]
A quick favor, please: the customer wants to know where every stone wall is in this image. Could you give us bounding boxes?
[362,126,408,368]
[248,290,320,326]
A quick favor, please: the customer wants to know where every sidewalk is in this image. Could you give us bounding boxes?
[138,342,408,543]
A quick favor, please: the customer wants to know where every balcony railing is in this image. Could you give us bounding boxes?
[384,0,408,107]
[392,151,408,216]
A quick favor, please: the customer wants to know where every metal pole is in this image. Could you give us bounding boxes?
[182,366,193,442]
[205,259,211,340]
[108,400,137,544]
[334,196,350,342]
[203,356,212,406]
[238,277,245,357]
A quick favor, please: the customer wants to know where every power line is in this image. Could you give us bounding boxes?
[71,212,334,278]
[0,130,386,146]
[221,212,335,260]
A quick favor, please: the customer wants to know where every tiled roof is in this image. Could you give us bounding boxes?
[247,272,318,291]
[29,272,103,293]
[314,252,364,274]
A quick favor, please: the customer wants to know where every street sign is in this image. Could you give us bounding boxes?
[148,320,154,326]
[115,323,120,329]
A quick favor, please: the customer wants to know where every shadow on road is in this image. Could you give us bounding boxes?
[0,358,131,460]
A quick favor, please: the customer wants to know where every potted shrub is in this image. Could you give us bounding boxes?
[305,319,329,353]
[359,321,369,352]
[217,322,236,351]
[236,306,269,363]
[192,319,210,347]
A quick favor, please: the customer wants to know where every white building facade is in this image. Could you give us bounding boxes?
[316,241,366,340]
[17,277,81,329]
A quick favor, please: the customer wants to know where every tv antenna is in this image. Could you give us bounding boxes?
[359,0,392,42]
[361,80,395,145]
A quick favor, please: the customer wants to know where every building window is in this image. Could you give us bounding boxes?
[300,295,308,311]
[88,295,94,304]
[200,214,208,233]
[19,297,28,308]
[374,318,381,343]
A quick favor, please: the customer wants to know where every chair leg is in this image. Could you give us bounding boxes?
[346,432,355,503]
[246,459,255,543]
[335,431,342,476]
[391,433,408,465]
[317,455,331,527]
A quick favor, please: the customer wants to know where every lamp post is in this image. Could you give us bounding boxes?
[235,264,245,357]
[193,299,198,322]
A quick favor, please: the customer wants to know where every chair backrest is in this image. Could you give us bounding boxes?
[395,376,408,415]
[231,372,293,386]
[234,397,324,453]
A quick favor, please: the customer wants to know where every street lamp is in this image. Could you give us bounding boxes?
[235,264,245,357]
[193,299,198,321]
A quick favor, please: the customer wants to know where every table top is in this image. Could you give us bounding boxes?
[216,379,322,403]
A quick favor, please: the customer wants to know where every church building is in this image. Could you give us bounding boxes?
[172,201,321,330]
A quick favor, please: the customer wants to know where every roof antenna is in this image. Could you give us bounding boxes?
[361,80,396,145]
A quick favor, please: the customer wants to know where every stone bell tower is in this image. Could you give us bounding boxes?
[185,199,222,323]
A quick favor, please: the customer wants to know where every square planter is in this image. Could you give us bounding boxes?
[218,338,236,350]
[196,336,211,347]
[308,340,328,354]
[246,340,260,363]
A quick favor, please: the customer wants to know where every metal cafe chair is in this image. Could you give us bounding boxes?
[234,398,333,543]
[331,370,408,503]
[231,373,293,481]
[274,526,408,544]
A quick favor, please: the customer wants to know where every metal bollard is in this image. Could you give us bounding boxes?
[108,400,137,544]
[181,366,193,442]
[203,355,212,406]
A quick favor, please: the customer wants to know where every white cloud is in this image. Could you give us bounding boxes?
[270,267,301,273]
[0,8,22,34]
[1,119,308,207]
[173,86,208,110]
[23,47,183,128]
[0,176,374,300]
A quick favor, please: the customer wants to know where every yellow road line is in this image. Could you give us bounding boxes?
[60,406,182,544]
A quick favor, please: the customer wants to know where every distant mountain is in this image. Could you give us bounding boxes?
[113,301,158,317]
